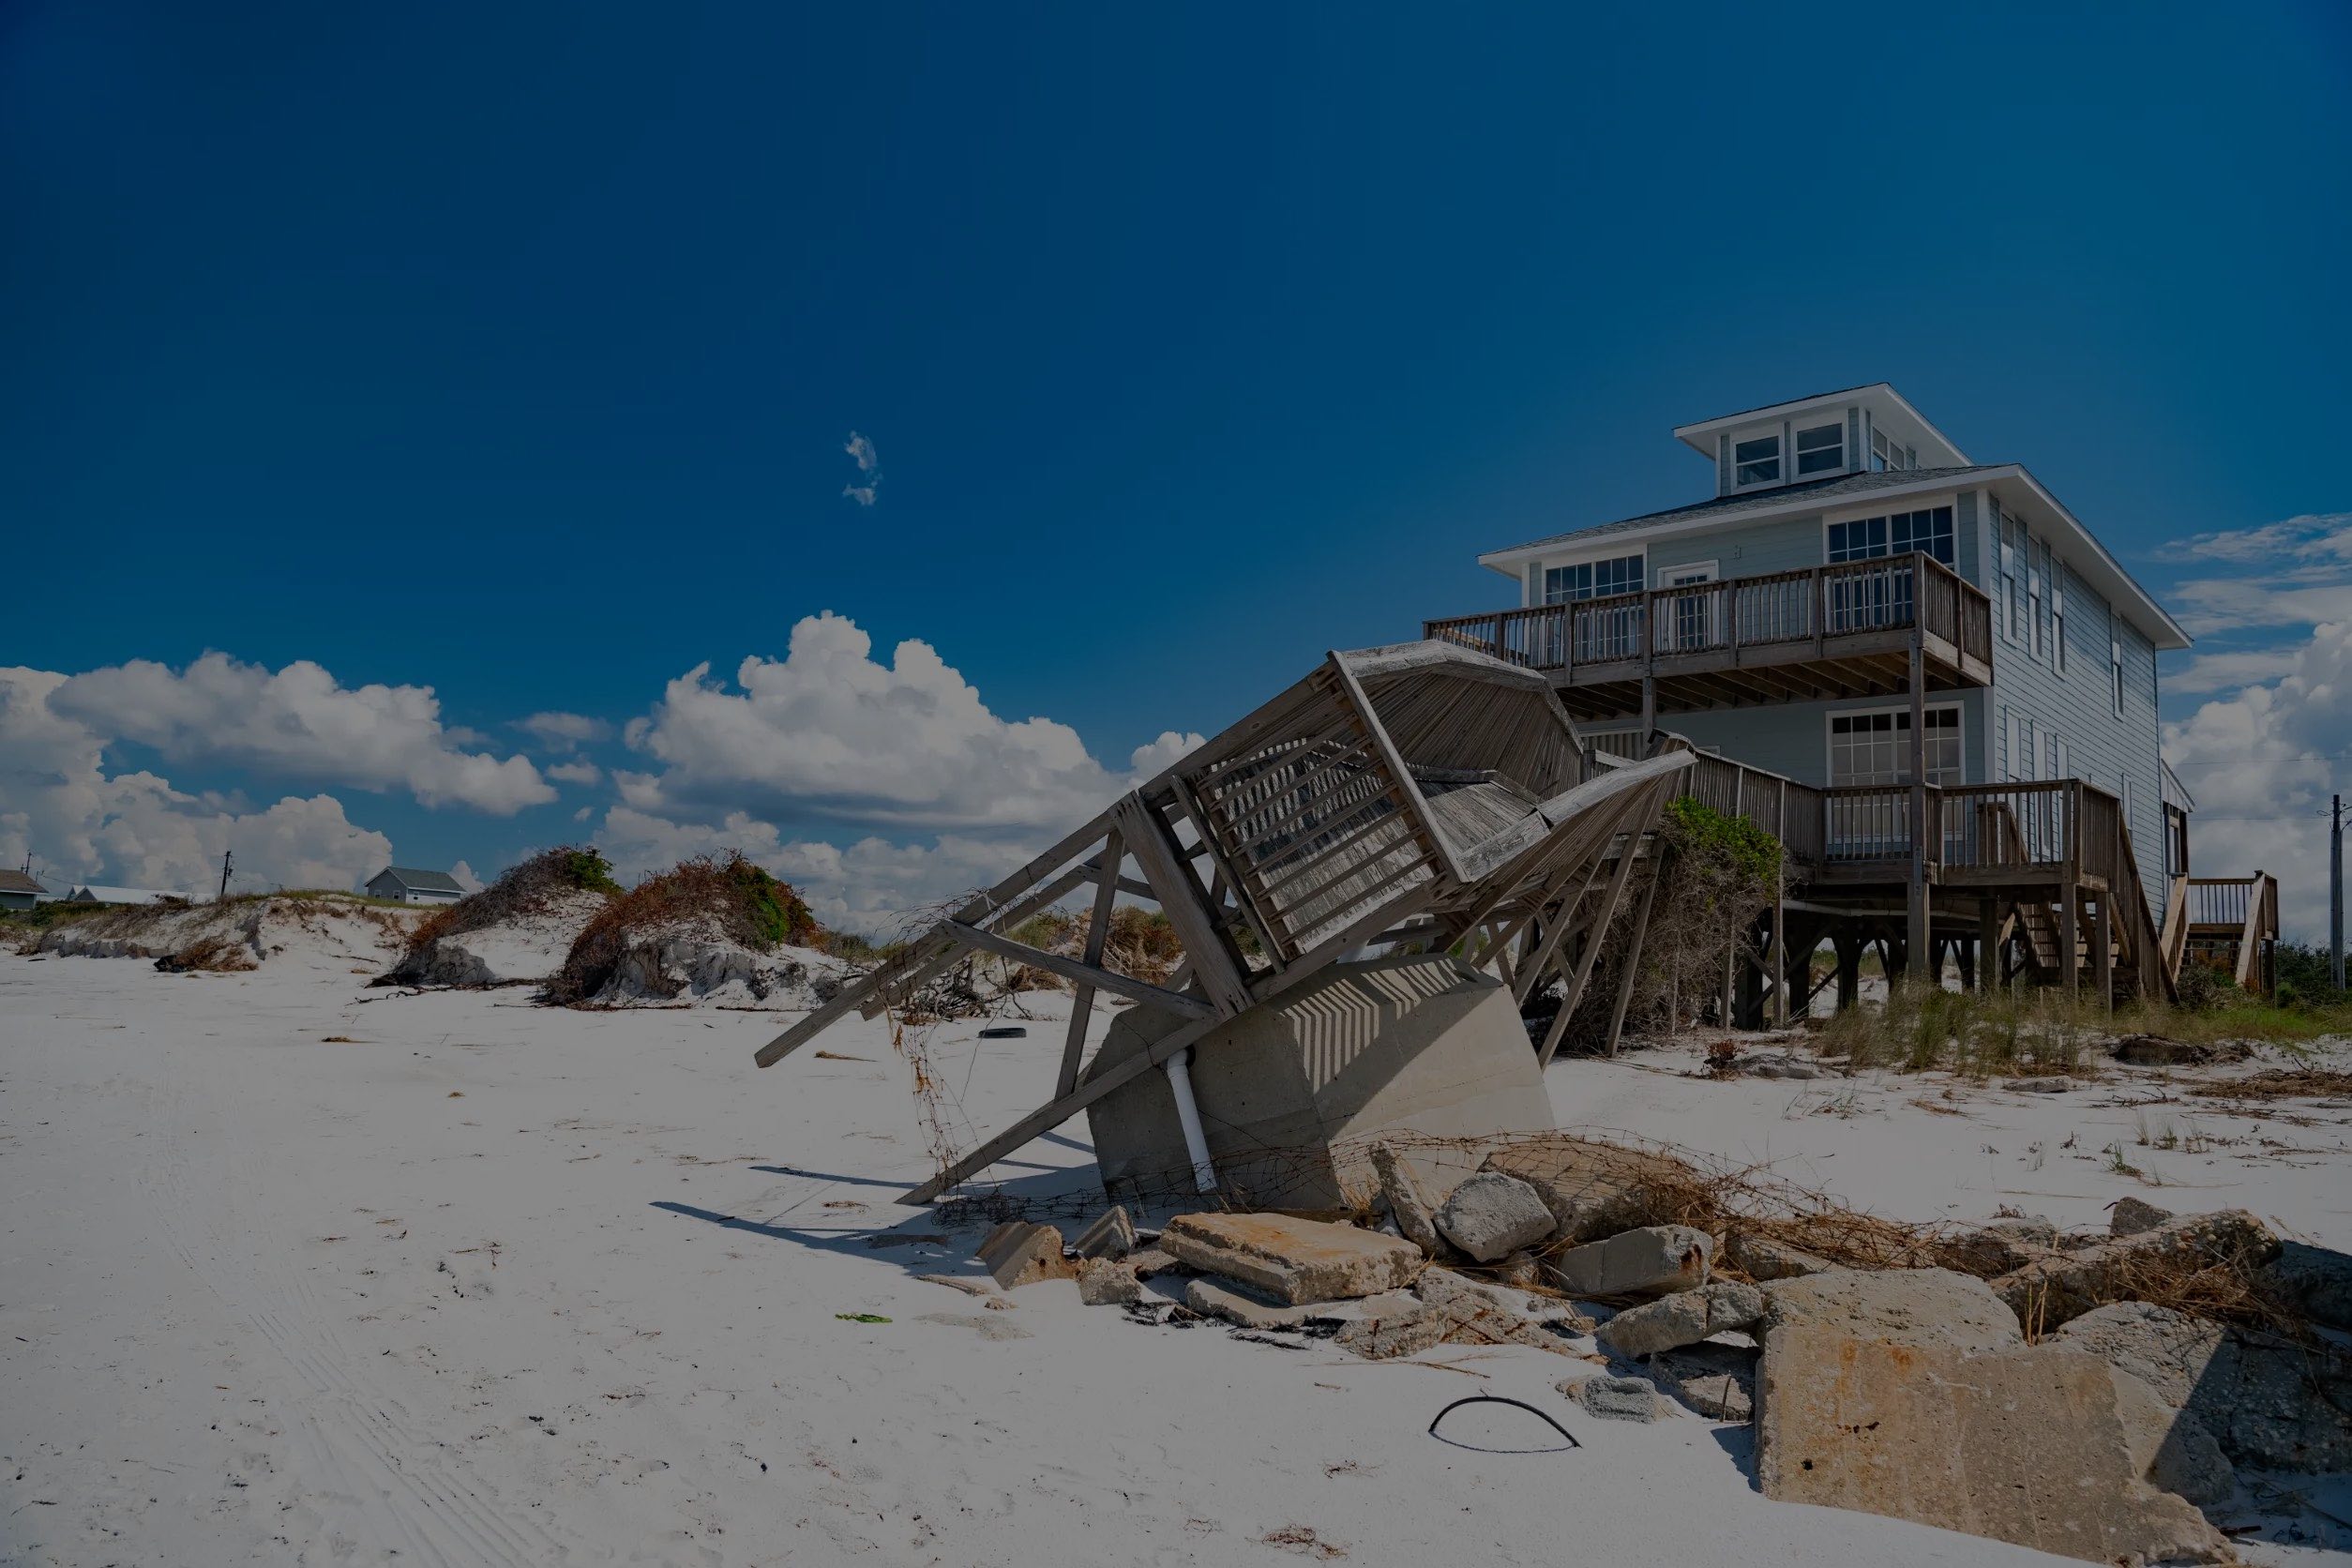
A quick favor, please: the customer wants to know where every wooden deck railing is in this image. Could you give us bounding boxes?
[1426,553,1993,684]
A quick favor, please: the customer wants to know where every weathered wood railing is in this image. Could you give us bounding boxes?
[1427,554,1992,681]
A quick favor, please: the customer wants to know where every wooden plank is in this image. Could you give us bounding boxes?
[1056,825,1124,1098]
[944,919,1214,1020]
[1537,777,1660,1066]
[1110,793,1255,1016]
[1605,850,1666,1056]
[1328,651,1460,884]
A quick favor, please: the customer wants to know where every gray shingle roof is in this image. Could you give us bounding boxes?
[1488,465,2008,556]
[376,867,465,894]
[0,868,42,895]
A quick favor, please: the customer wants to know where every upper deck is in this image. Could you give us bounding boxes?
[1424,552,1993,721]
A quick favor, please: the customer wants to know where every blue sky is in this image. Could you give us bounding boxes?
[4,4,2349,930]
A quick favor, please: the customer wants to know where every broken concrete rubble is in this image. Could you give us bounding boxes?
[1993,1209,2281,1331]
[1334,1305,1450,1361]
[975,1221,1074,1289]
[1073,1205,1137,1260]
[1755,1330,2231,1564]
[1545,1225,1711,1300]
[1159,1212,1423,1305]
[1184,1275,1339,1332]
[1078,1258,1142,1306]
[1595,1280,1761,1359]
[1564,1374,1665,1423]
[2256,1238,2352,1332]
[1642,1343,1756,1422]
[1724,1231,1832,1282]
[2107,1365,2236,1508]
[1368,1141,1442,1257]
[1944,1214,2060,1276]
[1432,1170,1553,1262]
[2052,1299,2352,1472]
[1482,1134,1696,1245]
[2109,1196,2175,1238]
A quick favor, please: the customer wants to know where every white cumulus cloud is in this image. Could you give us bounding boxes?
[0,666,394,895]
[517,711,612,750]
[50,653,554,814]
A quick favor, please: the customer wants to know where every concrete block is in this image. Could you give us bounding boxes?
[1565,1375,1665,1423]
[2110,1367,2235,1507]
[2053,1300,2352,1472]
[1725,1231,1832,1282]
[1545,1225,1712,1300]
[1756,1329,2230,1564]
[1073,1205,1137,1260]
[1124,1247,1184,1278]
[1078,1258,1141,1306]
[1082,955,1555,1212]
[1184,1275,1328,1330]
[1945,1215,2060,1276]
[1334,1304,1450,1361]
[1159,1213,1422,1305]
[1369,1141,1441,1257]
[975,1221,1073,1289]
[2109,1196,2175,1238]
[1483,1134,1698,1244]
[1760,1268,2022,1351]
[1596,1281,1761,1358]
[1994,1210,2281,1331]
[1433,1171,1553,1262]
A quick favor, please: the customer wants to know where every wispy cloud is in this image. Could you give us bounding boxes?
[841,430,880,506]
[2161,510,2352,566]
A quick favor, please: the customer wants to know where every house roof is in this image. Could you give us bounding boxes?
[373,867,465,894]
[0,868,42,895]
[1484,467,2003,556]
[70,885,187,905]
[1670,383,1969,465]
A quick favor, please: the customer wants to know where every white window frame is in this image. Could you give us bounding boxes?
[1656,560,1721,652]
[1820,500,1958,567]
[1531,549,1647,608]
[1825,701,1966,788]
[1730,429,1784,490]
[2027,538,2045,661]
[2051,565,2067,678]
[2110,637,2126,717]
[1793,418,1846,478]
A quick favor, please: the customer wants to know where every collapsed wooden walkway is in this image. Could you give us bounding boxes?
[756,641,1692,1201]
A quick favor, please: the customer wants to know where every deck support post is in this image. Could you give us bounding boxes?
[1832,928,1863,1011]
[1978,897,2000,993]
[2093,893,2114,1014]
[1638,675,1656,745]
[1906,630,1931,985]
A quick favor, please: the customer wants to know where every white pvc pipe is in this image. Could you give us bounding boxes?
[1163,1048,1218,1194]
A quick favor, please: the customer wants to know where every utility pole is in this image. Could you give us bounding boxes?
[219,848,234,903]
[2333,795,2344,992]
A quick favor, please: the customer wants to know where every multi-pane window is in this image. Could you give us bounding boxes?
[1734,434,1781,487]
[1795,421,1845,475]
[2001,515,2025,642]
[1828,708,1962,787]
[1827,506,1954,566]
[1868,429,1916,473]
[1544,553,1644,604]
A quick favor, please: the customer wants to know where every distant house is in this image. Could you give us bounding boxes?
[0,869,42,912]
[67,885,189,907]
[366,867,466,905]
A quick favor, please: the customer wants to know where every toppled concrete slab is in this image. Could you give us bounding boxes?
[2108,1366,2235,1508]
[1725,1231,1832,1282]
[1994,1210,2281,1331]
[1545,1225,1711,1300]
[1159,1213,1423,1305]
[2053,1299,2352,1473]
[1756,1330,2230,1563]
[1124,1247,1185,1279]
[1760,1267,2022,1351]
[1433,1171,1553,1262]
[1369,1141,1441,1257]
[1185,1275,1334,1331]
[2109,1197,2175,1238]
[976,1222,1074,1289]
[1073,1206,1137,1260]
[1078,1258,1142,1306]
[1565,1375,1666,1423]
[1597,1281,1761,1358]
[1483,1135,1697,1244]
[1334,1304,1451,1361]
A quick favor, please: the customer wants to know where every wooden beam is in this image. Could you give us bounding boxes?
[944,920,1214,1020]
[1110,793,1254,1017]
[1056,825,1125,1098]
[1605,850,1666,1057]
[1538,779,1660,1065]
